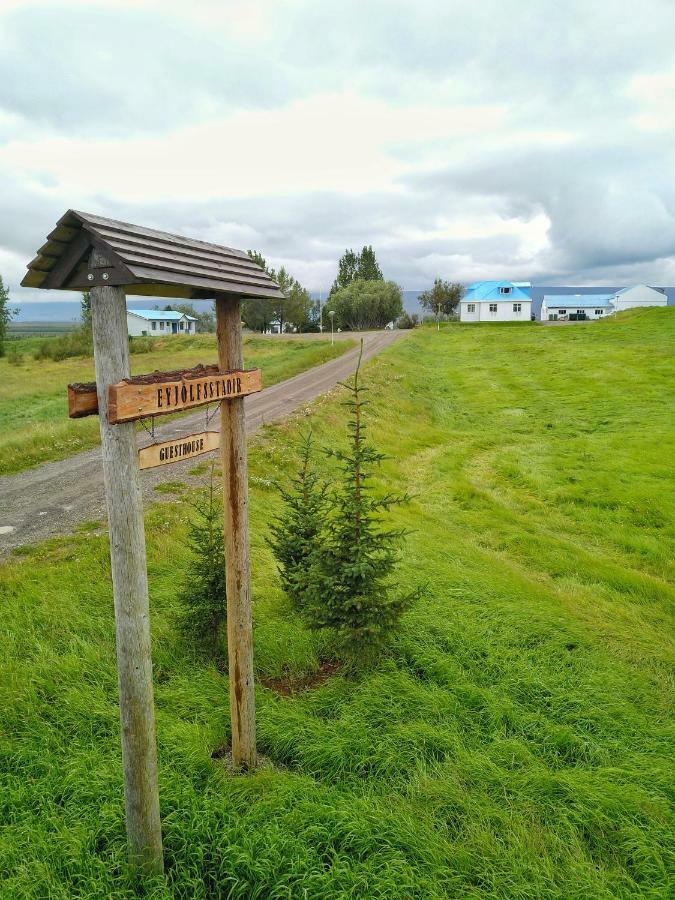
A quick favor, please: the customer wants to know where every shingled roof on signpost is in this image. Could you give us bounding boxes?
[22,210,284,301]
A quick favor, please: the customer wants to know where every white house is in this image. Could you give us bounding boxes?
[126,309,197,337]
[541,294,614,321]
[610,284,667,312]
[459,281,532,323]
[541,285,667,321]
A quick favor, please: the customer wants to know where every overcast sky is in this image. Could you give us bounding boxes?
[3,0,675,303]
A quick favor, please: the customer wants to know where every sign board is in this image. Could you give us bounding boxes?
[109,367,262,423]
[67,364,262,421]
[138,431,219,470]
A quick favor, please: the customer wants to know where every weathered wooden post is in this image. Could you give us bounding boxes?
[22,210,284,868]
[88,246,164,875]
[216,295,256,770]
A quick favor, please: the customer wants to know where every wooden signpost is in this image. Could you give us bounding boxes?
[22,211,285,877]
[138,431,220,470]
[67,364,262,420]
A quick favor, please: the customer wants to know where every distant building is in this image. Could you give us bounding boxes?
[459,281,532,323]
[541,295,614,321]
[541,285,667,321]
[126,309,197,337]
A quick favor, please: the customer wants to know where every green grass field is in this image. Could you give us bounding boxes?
[1,309,673,897]
[0,334,351,476]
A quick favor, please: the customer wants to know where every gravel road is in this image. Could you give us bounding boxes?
[0,330,401,556]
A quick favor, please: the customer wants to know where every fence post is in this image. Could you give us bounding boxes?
[216,294,256,771]
[89,247,164,874]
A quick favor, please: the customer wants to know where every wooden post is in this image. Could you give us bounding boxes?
[216,295,256,771]
[89,248,164,875]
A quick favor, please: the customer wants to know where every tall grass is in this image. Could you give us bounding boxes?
[0,308,673,896]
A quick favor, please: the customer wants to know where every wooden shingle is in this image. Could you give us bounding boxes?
[22,210,284,301]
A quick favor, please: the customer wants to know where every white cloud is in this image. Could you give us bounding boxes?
[1,0,674,294]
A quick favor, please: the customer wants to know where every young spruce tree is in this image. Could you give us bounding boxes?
[306,344,418,668]
[268,430,325,614]
[179,466,227,658]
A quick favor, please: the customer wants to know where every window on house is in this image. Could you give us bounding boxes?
[160,320,165,329]
[499,287,511,294]
[576,310,583,315]
[513,303,522,313]
[559,309,567,315]
[467,303,476,312]
[179,321,185,331]
[595,309,604,315]
[489,304,498,313]
[151,321,157,330]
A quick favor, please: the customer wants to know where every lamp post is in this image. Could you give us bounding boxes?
[329,309,335,346]
[437,302,441,332]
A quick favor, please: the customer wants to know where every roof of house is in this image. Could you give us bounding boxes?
[22,210,284,301]
[543,294,614,308]
[128,309,197,321]
[464,281,532,301]
[613,285,664,296]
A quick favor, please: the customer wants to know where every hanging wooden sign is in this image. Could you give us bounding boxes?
[67,364,262,421]
[109,366,262,423]
[138,430,219,470]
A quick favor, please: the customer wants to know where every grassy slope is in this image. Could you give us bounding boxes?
[1,309,673,897]
[0,334,351,475]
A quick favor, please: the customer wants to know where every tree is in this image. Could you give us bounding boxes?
[168,302,216,333]
[329,246,384,296]
[268,430,326,614]
[303,346,418,668]
[244,250,316,333]
[0,275,18,357]
[418,279,464,317]
[80,291,92,327]
[178,467,227,657]
[324,279,403,331]
[357,245,383,281]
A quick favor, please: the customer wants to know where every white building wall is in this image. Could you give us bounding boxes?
[612,285,667,312]
[461,300,532,322]
[126,313,196,336]
[542,306,609,321]
[126,313,155,336]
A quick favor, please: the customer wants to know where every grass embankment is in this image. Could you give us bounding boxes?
[0,334,351,476]
[1,308,673,896]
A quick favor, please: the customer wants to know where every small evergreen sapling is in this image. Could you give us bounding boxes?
[306,344,418,668]
[268,430,325,614]
[179,466,227,657]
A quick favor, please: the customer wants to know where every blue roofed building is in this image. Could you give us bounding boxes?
[541,284,666,321]
[126,308,197,337]
[459,281,532,323]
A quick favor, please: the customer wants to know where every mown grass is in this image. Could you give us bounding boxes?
[0,334,351,476]
[1,308,673,897]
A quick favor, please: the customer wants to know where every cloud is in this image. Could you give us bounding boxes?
[2,0,675,298]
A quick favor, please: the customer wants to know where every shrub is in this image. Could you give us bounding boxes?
[397,312,419,329]
[7,348,24,366]
[268,430,326,614]
[178,467,227,657]
[271,345,419,670]
[324,279,403,331]
[33,326,92,361]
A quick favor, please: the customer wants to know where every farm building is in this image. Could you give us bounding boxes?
[126,309,197,337]
[541,295,614,321]
[459,281,532,323]
[541,284,667,321]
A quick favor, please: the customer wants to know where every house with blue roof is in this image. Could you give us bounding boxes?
[459,281,532,323]
[541,284,666,321]
[126,308,197,337]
